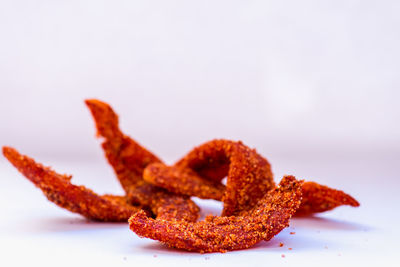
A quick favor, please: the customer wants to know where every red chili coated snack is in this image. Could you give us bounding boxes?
[129,176,302,253]
[2,98,361,254]
[142,140,358,216]
[296,181,360,216]
[85,99,199,222]
[2,147,140,222]
[143,162,226,200]
[169,139,274,216]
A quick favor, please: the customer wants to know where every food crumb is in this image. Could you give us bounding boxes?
[281,254,285,258]
[290,232,295,235]
[288,248,292,250]
[279,242,284,247]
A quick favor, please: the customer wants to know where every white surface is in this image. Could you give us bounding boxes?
[1,152,398,267]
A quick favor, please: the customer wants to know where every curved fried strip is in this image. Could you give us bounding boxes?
[2,147,139,222]
[129,176,302,253]
[164,140,274,216]
[295,181,360,216]
[144,164,359,216]
[85,99,200,221]
[127,181,199,222]
[143,162,226,200]
[85,99,162,192]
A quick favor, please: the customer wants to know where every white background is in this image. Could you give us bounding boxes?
[0,1,399,266]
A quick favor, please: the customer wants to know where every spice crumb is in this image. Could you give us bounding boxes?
[288,248,292,250]
[290,232,295,235]
[279,242,284,247]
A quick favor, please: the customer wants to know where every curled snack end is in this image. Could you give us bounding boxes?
[3,146,140,222]
[296,181,360,216]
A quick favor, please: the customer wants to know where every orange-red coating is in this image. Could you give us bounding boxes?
[2,147,139,222]
[143,162,226,200]
[129,176,302,253]
[296,181,360,216]
[85,99,199,221]
[175,140,274,216]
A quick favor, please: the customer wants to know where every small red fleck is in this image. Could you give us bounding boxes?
[281,254,285,258]
[288,248,292,250]
[279,242,284,247]
[290,232,295,235]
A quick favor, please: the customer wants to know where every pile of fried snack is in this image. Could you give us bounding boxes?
[3,99,359,253]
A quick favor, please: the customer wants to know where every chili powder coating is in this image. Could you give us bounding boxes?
[174,139,275,216]
[2,147,139,222]
[2,98,362,254]
[129,176,302,253]
[296,181,360,216]
[143,162,226,200]
[85,99,199,222]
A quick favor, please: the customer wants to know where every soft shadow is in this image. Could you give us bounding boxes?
[291,215,373,231]
[140,242,201,256]
[23,216,127,233]
[252,233,326,252]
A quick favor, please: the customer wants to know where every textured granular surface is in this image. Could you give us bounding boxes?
[129,176,302,253]
[2,147,140,222]
[2,98,361,253]
[296,181,360,216]
[143,162,226,200]
[86,99,199,222]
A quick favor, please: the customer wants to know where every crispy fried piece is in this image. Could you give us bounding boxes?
[129,176,302,253]
[85,99,161,192]
[85,99,200,221]
[143,162,226,200]
[2,147,139,222]
[156,140,274,216]
[295,181,360,216]
[127,181,199,222]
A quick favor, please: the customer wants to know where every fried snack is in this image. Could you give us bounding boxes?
[143,142,359,216]
[144,164,359,216]
[85,99,199,221]
[85,99,162,192]
[295,181,360,216]
[143,162,226,200]
[2,147,139,222]
[173,140,274,216]
[129,176,302,253]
